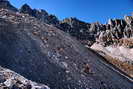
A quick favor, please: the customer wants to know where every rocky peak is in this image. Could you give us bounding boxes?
[20,4,33,15]
[0,0,17,11]
[108,19,115,26]
[46,14,59,25]
[62,17,76,24]
[62,17,89,27]
[38,9,48,16]
[124,15,133,24]
[20,4,59,26]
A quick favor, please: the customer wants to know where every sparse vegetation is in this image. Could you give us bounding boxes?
[103,54,133,77]
[119,38,133,48]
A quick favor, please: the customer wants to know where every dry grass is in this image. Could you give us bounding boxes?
[103,54,133,77]
[119,38,133,48]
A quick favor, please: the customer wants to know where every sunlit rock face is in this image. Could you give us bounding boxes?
[90,15,133,78]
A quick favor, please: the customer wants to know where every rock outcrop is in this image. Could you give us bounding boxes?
[90,17,133,77]
[20,4,59,26]
[60,18,93,43]
[0,66,50,89]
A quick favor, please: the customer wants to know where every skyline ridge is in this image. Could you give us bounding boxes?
[9,0,133,24]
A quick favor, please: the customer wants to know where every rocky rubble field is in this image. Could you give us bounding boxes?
[0,66,49,89]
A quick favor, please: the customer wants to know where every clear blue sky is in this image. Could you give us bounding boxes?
[10,0,133,24]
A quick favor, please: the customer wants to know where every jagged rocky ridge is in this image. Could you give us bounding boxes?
[20,4,59,27]
[19,3,133,46]
[0,0,132,89]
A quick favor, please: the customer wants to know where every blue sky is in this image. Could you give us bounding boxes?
[10,0,133,24]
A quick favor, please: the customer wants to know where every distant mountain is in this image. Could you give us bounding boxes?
[0,0,132,89]
[19,4,133,46]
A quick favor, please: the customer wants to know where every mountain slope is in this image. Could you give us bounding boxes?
[19,0,133,79]
[0,7,133,89]
[0,1,132,89]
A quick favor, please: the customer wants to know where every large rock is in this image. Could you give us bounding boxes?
[0,66,50,89]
